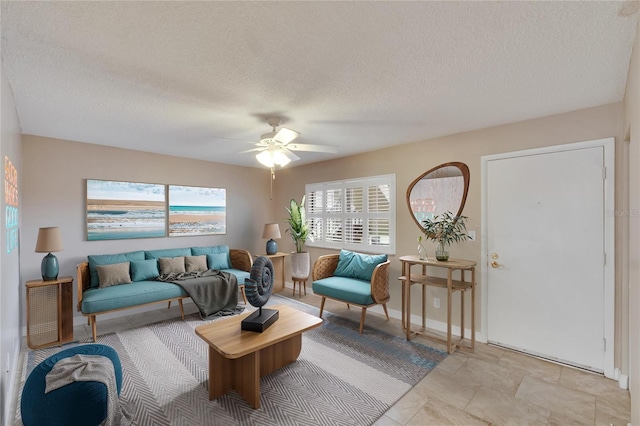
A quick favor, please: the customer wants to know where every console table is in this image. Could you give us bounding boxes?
[398,256,476,353]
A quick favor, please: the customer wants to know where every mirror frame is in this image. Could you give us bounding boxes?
[406,161,470,231]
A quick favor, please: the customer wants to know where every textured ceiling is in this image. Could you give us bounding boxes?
[1,1,638,168]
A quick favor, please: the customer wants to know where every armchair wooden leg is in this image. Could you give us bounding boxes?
[319,297,326,318]
[382,303,390,320]
[359,308,367,334]
[347,304,350,310]
[168,301,172,309]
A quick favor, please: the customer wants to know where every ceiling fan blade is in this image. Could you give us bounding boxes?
[282,148,301,162]
[274,127,300,145]
[286,143,338,153]
[239,147,266,154]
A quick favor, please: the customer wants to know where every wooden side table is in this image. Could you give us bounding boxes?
[26,276,74,349]
[398,256,476,353]
[292,276,308,297]
[263,252,287,292]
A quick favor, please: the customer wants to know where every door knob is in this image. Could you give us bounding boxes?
[491,261,501,268]
[490,253,499,260]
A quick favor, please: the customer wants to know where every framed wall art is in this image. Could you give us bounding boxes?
[86,179,166,241]
[168,185,226,237]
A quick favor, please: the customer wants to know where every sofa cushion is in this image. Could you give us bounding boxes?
[130,259,159,282]
[96,262,131,288]
[191,245,231,269]
[185,255,207,272]
[159,256,185,274]
[88,251,145,288]
[333,250,388,281]
[144,247,192,260]
[312,276,374,306]
[81,281,187,314]
[206,253,230,270]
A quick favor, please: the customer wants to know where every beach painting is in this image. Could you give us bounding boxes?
[87,179,166,241]
[168,185,226,237]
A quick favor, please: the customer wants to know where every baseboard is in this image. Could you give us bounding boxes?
[614,368,629,389]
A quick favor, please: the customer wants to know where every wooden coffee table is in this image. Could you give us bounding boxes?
[195,304,322,408]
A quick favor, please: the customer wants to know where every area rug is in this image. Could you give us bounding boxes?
[16,295,447,426]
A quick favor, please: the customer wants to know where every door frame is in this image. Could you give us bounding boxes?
[480,137,615,378]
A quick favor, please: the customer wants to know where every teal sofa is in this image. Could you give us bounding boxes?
[311,250,390,333]
[77,245,252,341]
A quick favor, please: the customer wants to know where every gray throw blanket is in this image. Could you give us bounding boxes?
[45,354,132,426]
[157,270,244,319]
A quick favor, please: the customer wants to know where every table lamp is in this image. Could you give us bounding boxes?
[35,227,64,281]
[262,223,281,255]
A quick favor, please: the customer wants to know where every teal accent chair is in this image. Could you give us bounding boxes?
[311,253,390,333]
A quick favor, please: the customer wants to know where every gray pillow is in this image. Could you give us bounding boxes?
[96,262,132,288]
[159,256,185,274]
[185,255,207,273]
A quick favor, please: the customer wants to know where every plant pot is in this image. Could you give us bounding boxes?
[290,252,310,279]
[435,240,449,261]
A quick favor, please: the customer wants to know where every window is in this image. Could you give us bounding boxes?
[306,174,395,254]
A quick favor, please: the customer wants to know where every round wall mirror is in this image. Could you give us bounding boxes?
[406,162,470,231]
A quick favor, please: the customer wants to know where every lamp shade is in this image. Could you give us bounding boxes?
[35,227,63,281]
[262,223,281,240]
[35,227,64,253]
[262,223,281,255]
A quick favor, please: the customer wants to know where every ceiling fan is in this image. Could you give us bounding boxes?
[244,116,338,168]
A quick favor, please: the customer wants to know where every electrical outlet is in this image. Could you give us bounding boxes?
[468,230,476,241]
[434,297,440,308]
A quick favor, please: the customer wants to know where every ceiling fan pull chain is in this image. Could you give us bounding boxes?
[270,167,275,200]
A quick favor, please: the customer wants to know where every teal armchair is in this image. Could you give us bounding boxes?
[311,252,390,333]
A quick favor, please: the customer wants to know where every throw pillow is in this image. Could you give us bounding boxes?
[88,250,145,288]
[206,253,230,270]
[130,259,159,282]
[158,256,186,275]
[185,255,207,273]
[334,249,388,281]
[96,262,132,288]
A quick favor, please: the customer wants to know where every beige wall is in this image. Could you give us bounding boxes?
[276,102,625,365]
[20,136,277,327]
[624,14,640,425]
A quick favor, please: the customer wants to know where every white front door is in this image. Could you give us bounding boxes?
[484,139,614,374]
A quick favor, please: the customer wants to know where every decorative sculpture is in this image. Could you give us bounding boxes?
[241,256,279,332]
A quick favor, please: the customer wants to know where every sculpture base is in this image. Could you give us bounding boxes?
[241,308,279,333]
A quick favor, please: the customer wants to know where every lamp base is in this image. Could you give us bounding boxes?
[266,239,277,255]
[41,253,59,281]
[241,308,279,332]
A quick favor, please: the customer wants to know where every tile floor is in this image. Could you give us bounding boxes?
[16,286,631,425]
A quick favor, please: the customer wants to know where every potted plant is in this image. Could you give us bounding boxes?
[422,211,468,261]
[285,196,312,278]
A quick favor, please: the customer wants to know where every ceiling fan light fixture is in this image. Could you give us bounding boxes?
[256,150,275,168]
[256,148,291,168]
[272,149,291,166]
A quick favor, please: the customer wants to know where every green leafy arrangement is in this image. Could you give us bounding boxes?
[285,196,312,253]
[422,211,468,245]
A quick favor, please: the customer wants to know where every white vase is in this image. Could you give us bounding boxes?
[290,252,310,279]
